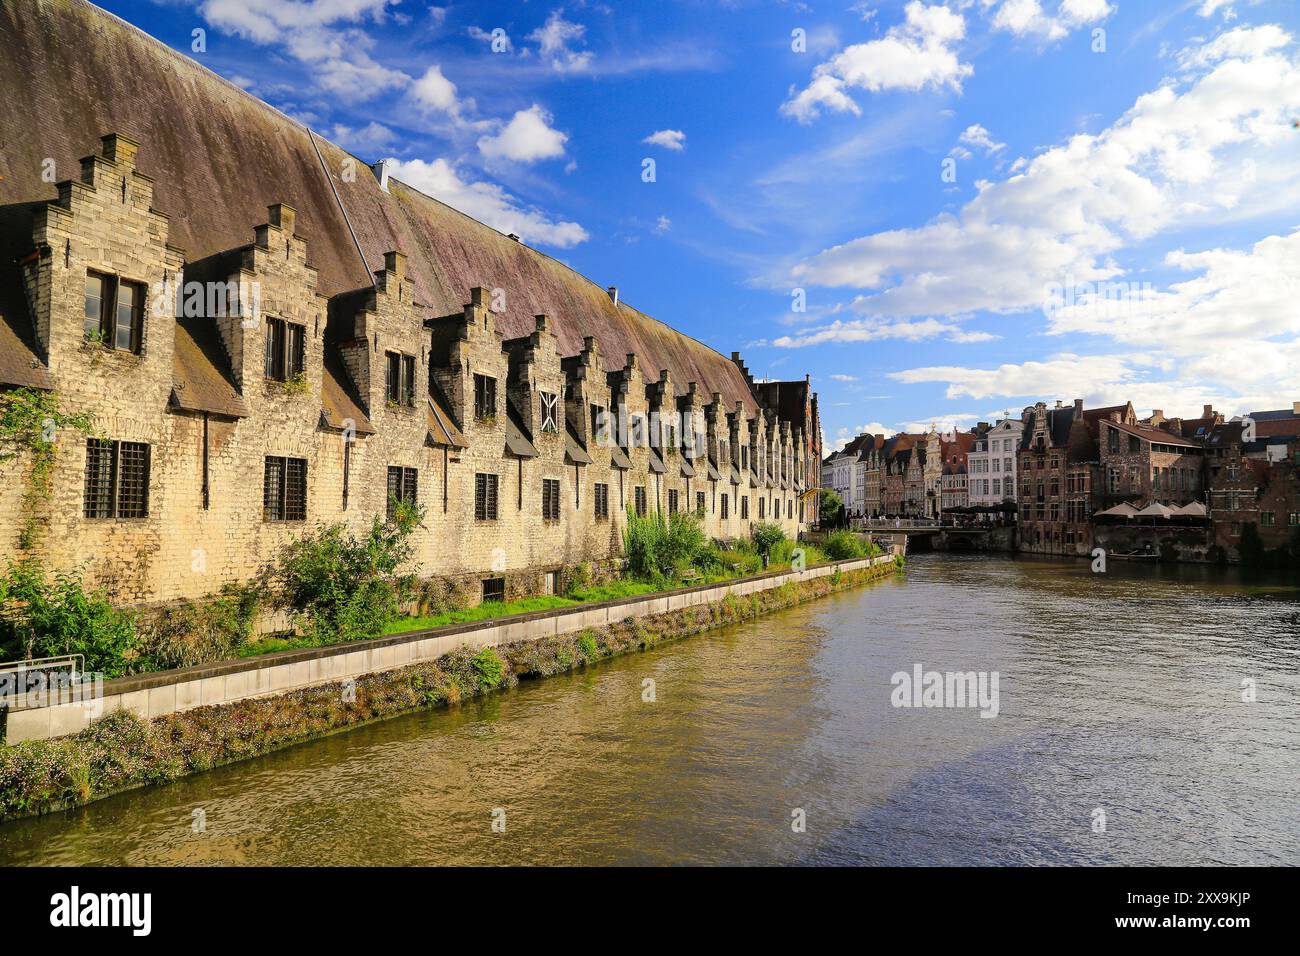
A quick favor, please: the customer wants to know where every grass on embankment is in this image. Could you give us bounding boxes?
[0,562,897,823]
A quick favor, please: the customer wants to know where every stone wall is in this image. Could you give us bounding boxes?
[0,134,813,615]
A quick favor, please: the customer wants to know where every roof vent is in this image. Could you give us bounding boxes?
[607,286,619,307]
[372,157,395,193]
[507,233,520,242]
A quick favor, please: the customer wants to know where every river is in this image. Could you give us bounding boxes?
[2,554,1297,865]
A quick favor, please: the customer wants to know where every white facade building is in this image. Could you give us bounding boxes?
[967,419,1021,508]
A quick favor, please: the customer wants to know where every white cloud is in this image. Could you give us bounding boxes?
[643,129,687,151]
[785,25,1300,323]
[200,0,408,98]
[528,9,593,73]
[410,64,463,114]
[772,316,972,347]
[830,374,859,382]
[1198,0,1237,20]
[329,120,396,153]
[1047,229,1300,401]
[891,353,1143,400]
[958,123,1005,154]
[986,0,1112,42]
[478,105,568,162]
[654,215,672,234]
[468,25,512,52]
[782,2,973,122]
[389,158,589,248]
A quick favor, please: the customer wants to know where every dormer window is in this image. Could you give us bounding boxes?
[266,317,306,382]
[385,351,415,406]
[473,374,496,420]
[84,271,144,353]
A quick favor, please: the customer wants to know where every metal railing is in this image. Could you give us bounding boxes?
[0,654,87,708]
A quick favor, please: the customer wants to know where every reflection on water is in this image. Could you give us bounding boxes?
[2,554,1297,866]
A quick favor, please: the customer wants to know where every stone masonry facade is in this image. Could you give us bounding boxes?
[0,134,821,611]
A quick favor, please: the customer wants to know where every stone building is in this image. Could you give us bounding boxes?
[1016,400,1122,555]
[0,0,821,609]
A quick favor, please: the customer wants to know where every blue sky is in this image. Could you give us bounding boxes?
[103,1,1300,448]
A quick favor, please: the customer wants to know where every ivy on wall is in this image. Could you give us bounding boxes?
[0,388,93,550]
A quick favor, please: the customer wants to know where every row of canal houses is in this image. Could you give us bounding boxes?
[823,399,1300,563]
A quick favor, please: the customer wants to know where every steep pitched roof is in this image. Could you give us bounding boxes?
[0,0,761,415]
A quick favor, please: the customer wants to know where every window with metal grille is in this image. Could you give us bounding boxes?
[634,485,647,517]
[721,494,729,519]
[696,491,705,515]
[482,577,505,603]
[386,466,418,521]
[758,497,765,520]
[83,439,150,519]
[741,496,749,519]
[265,317,305,382]
[542,478,561,521]
[593,482,609,519]
[475,472,499,520]
[667,489,678,515]
[84,272,144,352]
[264,456,307,521]
[540,392,559,432]
[473,374,496,420]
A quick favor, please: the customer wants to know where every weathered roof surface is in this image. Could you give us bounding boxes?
[0,285,52,389]
[169,316,248,418]
[0,0,761,415]
[0,203,53,389]
[1107,420,1198,447]
[320,350,375,435]
[504,401,538,459]
[564,423,591,465]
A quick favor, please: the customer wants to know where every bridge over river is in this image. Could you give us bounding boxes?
[824,520,1014,553]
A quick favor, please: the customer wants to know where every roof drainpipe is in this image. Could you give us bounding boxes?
[372,157,395,193]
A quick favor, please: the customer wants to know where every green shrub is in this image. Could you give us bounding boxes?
[622,509,710,580]
[565,561,594,597]
[577,631,599,661]
[471,647,506,689]
[135,584,261,670]
[268,504,423,645]
[0,560,138,677]
[823,529,866,560]
[750,522,786,556]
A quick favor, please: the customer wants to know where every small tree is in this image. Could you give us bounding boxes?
[268,503,424,645]
[818,488,844,528]
[750,522,786,557]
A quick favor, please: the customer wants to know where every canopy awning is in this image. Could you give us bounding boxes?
[1135,502,1175,518]
[504,401,538,459]
[1094,501,1140,518]
[1171,500,1207,517]
[679,456,696,479]
[426,395,466,449]
[610,443,632,470]
[648,448,666,474]
[564,424,592,465]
